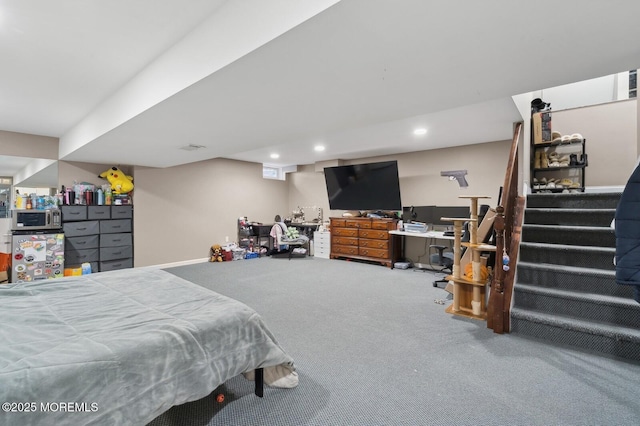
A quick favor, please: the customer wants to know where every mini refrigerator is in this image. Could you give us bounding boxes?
[10,231,65,283]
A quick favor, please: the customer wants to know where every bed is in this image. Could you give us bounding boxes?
[0,268,297,425]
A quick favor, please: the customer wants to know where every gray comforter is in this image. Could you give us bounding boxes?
[0,268,296,426]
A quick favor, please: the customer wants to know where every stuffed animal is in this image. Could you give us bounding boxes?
[210,244,224,262]
[285,226,300,239]
[98,167,134,194]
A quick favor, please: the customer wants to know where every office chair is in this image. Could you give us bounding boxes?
[429,245,454,287]
[430,221,470,288]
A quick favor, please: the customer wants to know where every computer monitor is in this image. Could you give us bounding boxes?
[402,205,436,223]
[431,206,470,226]
[402,205,470,226]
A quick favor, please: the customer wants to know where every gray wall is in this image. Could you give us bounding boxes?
[288,140,512,266]
[550,99,637,186]
[132,158,288,266]
[0,130,58,159]
[3,99,638,267]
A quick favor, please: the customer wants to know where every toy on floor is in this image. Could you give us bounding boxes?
[210,244,224,262]
[99,166,134,194]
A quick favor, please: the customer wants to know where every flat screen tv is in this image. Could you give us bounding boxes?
[323,160,402,211]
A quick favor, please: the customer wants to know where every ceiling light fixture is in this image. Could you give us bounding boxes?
[270,153,280,159]
[314,145,325,152]
[413,128,427,136]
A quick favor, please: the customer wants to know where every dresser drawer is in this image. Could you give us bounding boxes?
[358,229,388,240]
[332,227,358,237]
[100,219,132,234]
[314,239,330,249]
[333,236,358,246]
[313,231,330,242]
[332,245,359,256]
[100,258,133,272]
[100,233,132,248]
[372,220,393,230]
[88,206,111,220]
[359,238,388,250]
[65,248,100,265]
[346,219,370,228]
[330,219,346,227]
[63,220,99,237]
[359,247,389,259]
[61,205,87,221]
[100,245,133,261]
[66,234,99,251]
[111,205,133,219]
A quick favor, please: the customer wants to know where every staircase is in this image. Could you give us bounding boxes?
[511,191,640,362]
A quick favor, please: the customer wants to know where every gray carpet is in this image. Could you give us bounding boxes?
[148,257,640,426]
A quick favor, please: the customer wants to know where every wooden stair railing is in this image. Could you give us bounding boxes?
[487,122,524,334]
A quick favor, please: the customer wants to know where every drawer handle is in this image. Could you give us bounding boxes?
[77,241,86,245]
[113,251,122,255]
[113,225,121,229]
[112,239,121,242]
[77,227,86,231]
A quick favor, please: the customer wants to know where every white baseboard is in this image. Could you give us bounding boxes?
[145,258,210,269]
[585,185,624,193]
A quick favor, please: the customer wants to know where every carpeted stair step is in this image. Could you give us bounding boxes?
[510,308,640,361]
[522,224,615,247]
[516,261,633,297]
[524,208,615,227]
[526,192,622,210]
[513,283,640,329]
[519,242,615,270]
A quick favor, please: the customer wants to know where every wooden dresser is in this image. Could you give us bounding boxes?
[329,217,398,267]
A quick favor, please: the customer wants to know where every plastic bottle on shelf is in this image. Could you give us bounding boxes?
[105,188,112,205]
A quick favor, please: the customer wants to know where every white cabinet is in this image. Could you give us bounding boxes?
[313,231,331,259]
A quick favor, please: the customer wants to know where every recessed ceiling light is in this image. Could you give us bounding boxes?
[314,145,325,152]
[413,128,427,136]
[270,153,280,159]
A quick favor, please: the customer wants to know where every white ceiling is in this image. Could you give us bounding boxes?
[2,0,640,180]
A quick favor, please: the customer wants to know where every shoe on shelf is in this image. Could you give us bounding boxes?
[546,178,557,189]
[541,151,549,168]
[570,133,583,143]
[559,178,574,188]
[539,177,547,189]
[552,131,562,143]
[569,153,578,166]
[534,150,542,169]
[578,153,588,166]
[558,155,570,166]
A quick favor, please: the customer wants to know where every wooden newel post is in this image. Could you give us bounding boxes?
[493,206,505,294]
[488,205,505,333]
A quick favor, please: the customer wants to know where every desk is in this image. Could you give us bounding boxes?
[251,224,275,250]
[389,230,454,269]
